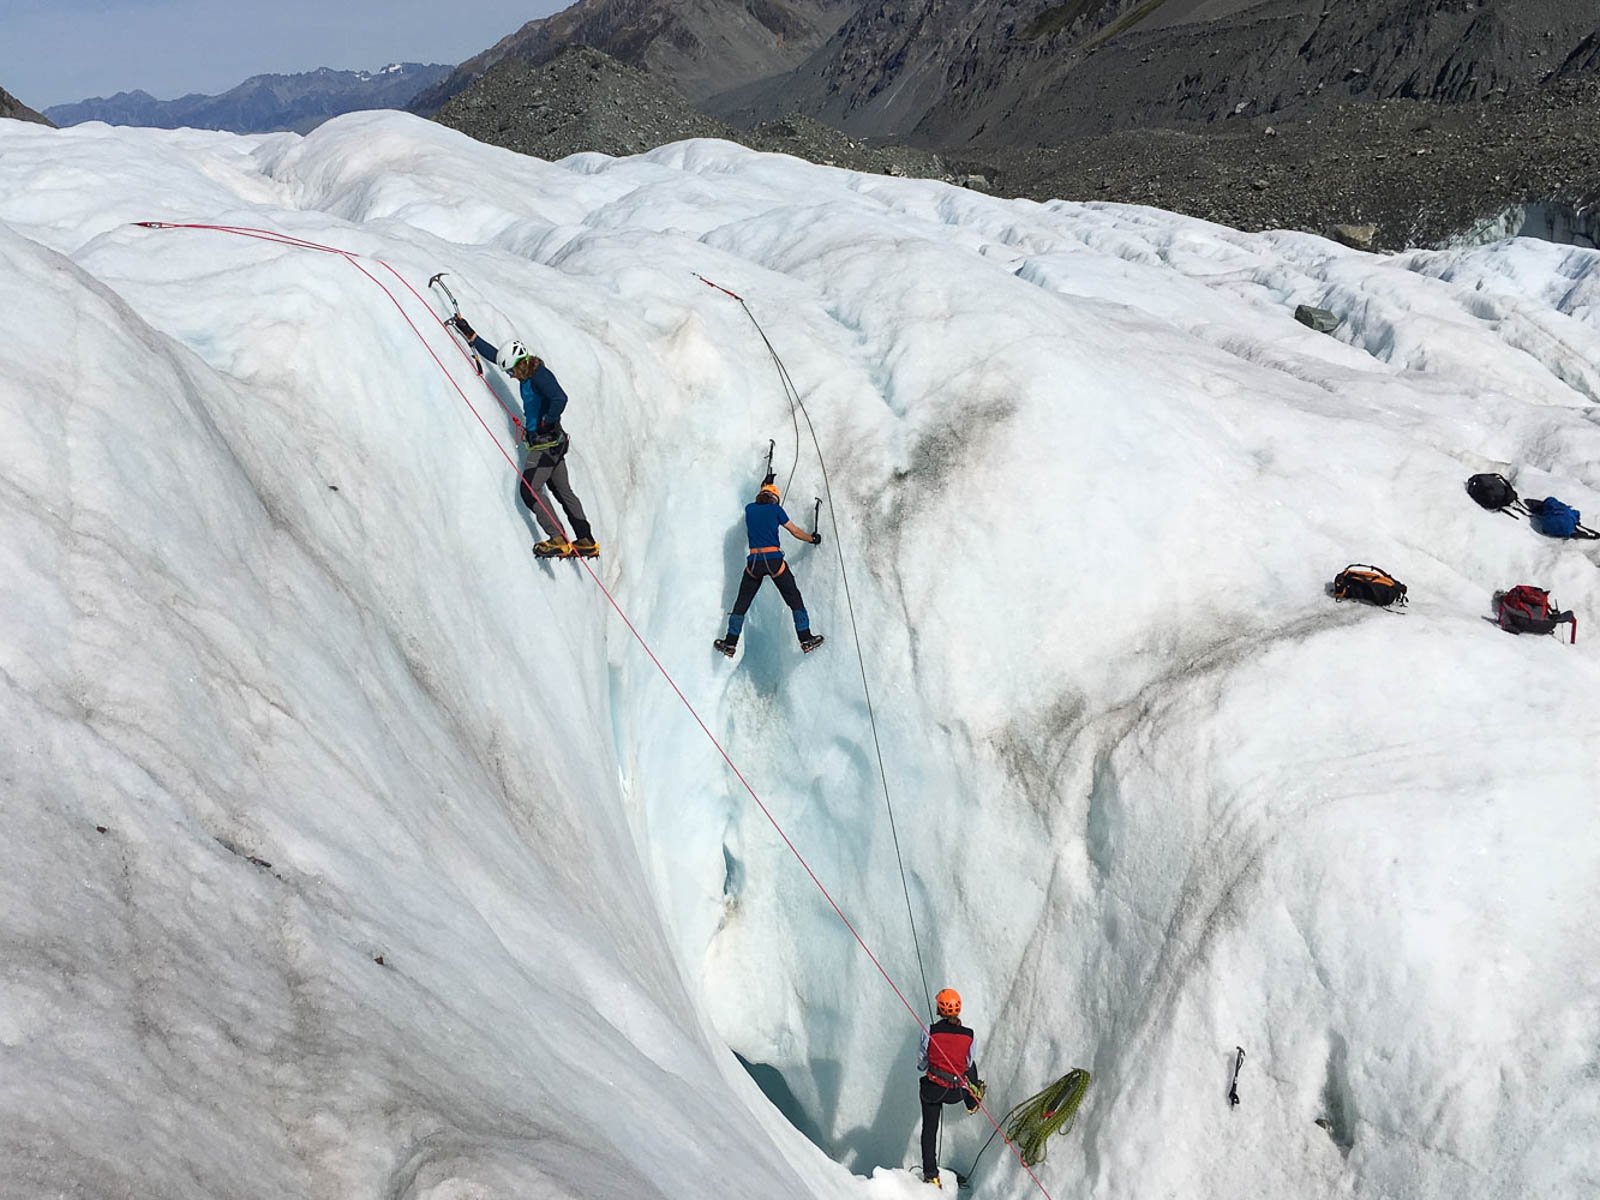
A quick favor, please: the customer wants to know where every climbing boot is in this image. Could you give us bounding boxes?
[571,536,600,558]
[798,632,825,654]
[534,535,574,558]
[713,636,739,658]
[922,1171,942,1188]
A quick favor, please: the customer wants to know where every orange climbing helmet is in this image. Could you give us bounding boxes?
[756,481,781,504]
[936,988,962,1019]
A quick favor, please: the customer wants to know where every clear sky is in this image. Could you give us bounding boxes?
[2,0,568,110]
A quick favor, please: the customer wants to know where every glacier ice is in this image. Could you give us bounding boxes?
[1,111,1598,1199]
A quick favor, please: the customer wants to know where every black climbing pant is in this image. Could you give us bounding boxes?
[731,556,806,620]
[920,1077,973,1180]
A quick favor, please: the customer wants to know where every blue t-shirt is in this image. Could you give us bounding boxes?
[744,502,789,558]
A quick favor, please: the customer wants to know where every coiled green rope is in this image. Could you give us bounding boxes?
[963,1069,1093,1186]
[1006,1069,1092,1165]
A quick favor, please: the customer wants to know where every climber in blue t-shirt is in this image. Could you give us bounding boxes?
[714,475,825,657]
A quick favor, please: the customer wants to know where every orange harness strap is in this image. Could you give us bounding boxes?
[746,547,787,579]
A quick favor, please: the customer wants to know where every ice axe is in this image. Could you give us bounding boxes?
[428,271,463,314]
[429,272,483,375]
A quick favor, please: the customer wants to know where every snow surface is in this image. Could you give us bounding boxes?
[1,111,1598,1200]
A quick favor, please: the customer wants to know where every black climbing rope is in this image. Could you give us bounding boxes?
[698,272,935,1021]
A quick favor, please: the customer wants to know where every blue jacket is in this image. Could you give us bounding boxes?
[472,335,569,434]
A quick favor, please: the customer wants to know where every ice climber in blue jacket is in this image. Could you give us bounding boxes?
[448,314,598,559]
[714,474,825,657]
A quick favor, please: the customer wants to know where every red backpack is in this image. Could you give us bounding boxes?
[1495,586,1577,643]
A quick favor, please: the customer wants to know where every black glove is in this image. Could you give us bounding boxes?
[810,529,823,547]
[528,422,565,446]
[448,314,476,340]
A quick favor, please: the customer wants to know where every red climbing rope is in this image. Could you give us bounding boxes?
[130,220,1061,1199]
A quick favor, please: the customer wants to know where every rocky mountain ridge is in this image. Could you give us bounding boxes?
[430,40,1600,254]
[990,75,1600,250]
[46,63,451,135]
[412,0,858,115]
[435,47,946,179]
[709,0,1600,144]
[1,86,52,127]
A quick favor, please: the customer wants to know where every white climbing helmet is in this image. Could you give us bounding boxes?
[497,339,532,373]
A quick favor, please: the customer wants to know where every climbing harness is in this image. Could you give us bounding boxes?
[961,1070,1093,1187]
[696,271,936,1024]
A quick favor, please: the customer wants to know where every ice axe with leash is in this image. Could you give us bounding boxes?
[429,272,483,376]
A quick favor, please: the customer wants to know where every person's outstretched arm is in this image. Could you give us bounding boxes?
[782,519,819,545]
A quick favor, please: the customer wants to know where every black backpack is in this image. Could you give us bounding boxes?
[1332,565,1408,607]
[1466,473,1528,518]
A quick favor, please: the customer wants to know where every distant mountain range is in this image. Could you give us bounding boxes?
[33,0,1599,148]
[1,85,52,127]
[46,63,452,135]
